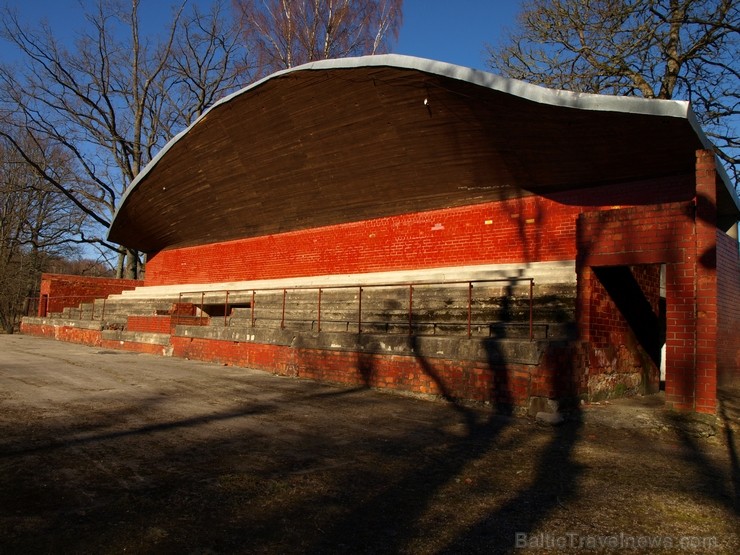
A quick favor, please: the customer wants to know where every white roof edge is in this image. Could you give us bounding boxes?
[109,54,735,237]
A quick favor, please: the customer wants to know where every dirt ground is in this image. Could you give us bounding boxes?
[0,334,738,554]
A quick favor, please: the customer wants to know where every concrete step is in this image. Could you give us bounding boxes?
[220,315,570,339]
[226,304,567,325]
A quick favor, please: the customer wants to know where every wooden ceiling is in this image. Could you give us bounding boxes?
[108,60,725,253]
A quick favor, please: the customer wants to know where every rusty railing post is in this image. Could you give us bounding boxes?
[224,290,230,327]
[317,288,322,332]
[529,279,534,341]
[281,289,287,329]
[358,286,363,334]
[408,285,414,335]
[200,292,205,323]
[467,282,473,338]
[251,290,256,327]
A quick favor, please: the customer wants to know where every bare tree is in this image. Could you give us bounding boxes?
[232,0,403,76]
[487,0,739,185]
[169,0,252,124]
[0,130,83,333]
[0,0,249,278]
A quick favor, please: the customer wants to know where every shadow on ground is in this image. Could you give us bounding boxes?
[0,335,738,554]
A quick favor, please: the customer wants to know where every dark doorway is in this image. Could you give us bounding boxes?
[592,264,662,394]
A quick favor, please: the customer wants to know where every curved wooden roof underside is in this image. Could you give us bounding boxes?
[108,55,739,253]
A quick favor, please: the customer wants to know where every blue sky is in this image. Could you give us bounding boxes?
[398,0,520,70]
[2,0,522,72]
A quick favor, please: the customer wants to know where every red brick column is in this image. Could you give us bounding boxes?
[664,260,697,410]
[664,150,719,412]
[693,149,719,413]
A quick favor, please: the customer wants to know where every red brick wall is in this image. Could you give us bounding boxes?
[126,314,209,333]
[146,197,581,285]
[39,274,142,316]
[575,150,726,413]
[633,265,662,314]
[576,201,694,348]
[23,165,724,412]
[19,322,103,346]
[170,336,586,408]
[127,315,174,334]
[577,201,698,406]
[99,338,171,356]
[716,230,740,389]
[583,265,660,349]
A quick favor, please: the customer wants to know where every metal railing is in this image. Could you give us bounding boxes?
[178,277,536,340]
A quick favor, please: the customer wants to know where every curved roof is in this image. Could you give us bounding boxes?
[108,54,738,252]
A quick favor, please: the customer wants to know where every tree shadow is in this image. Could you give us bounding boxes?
[717,390,740,512]
[0,399,273,459]
[694,387,740,514]
[304,276,584,553]
[5,333,739,554]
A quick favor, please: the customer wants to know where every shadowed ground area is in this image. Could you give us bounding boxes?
[0,334,738,554]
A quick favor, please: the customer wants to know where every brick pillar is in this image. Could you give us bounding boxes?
[664,150,719,413]
[576,265,594,343]
[38,295,48,317]
[694,149,719,413]
[664,261,697,410]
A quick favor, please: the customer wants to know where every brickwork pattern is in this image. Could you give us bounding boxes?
[100,339,170,356]
[19,322,103,347]
[716,228,740,389]
[693,151,719,412]
[126,314,209,334]
[146,197,583,286]
[170,336,586,408]
[577,201,699,408]
[575,151,725,413]
[39,274,142,316]
[127,315,175,334]
[577,265,661,398]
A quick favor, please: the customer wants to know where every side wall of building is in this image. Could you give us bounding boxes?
[717,230,740,390]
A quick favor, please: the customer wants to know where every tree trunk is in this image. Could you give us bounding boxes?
[124,248,139,279]
[116,250,125,278]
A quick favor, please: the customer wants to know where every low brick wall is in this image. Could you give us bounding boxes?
[21,315,594,412]
[20,321,103,347]
[100,338,171,356]
[127,315,175,334]
[167,327,589,412]
[26,307,685,412]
